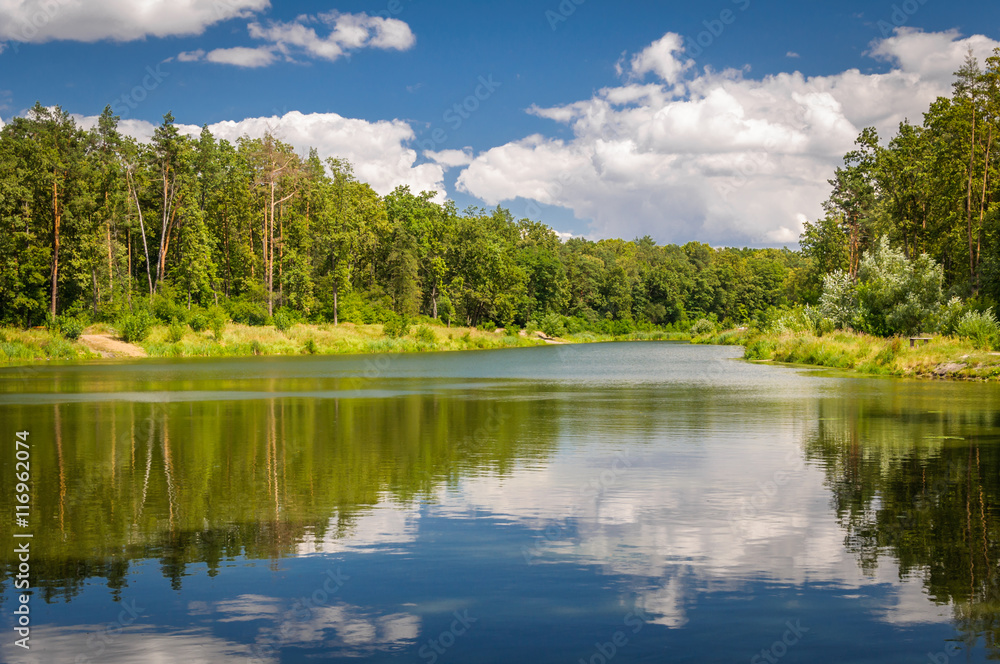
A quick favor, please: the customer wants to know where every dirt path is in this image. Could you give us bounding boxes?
[79,334,147,358]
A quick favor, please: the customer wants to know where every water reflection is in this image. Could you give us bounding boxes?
[2,345,1000,662]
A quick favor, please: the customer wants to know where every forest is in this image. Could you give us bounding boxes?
[1,49,999,341]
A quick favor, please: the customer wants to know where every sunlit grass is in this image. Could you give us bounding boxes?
[700,327,1000,380]
[0,327,97,364]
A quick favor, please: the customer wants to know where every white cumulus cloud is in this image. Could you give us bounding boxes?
[204,45,276,68]
[246,11,415,63]
[0,0,269,44]
[456,29,1000,246]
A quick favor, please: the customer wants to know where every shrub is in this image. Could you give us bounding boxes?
[304,337,318,355]
[478,320,497,333]
[188,312,209,332]
[273,311,293,332]
[118,310,154,344]
[955,309,999,350]
[415,325,436,344]
[437,295,455,327]
[938,297,965,335]
[210,313,226,341]
[60,317,84,341]
[821,238,945,336]
[167,319,186,343]
[229,300,269,326]
[151,293,187,324]
[383,314,410,339]
[690,318,716,336]
[525,320,539,335]
[540,313,566,337]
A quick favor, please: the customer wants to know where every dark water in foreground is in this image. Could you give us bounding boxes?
[1,342,999,663]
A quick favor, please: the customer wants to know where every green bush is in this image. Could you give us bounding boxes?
[118,310,154,344]
[540,313,566,337]
[151,293,187,324]
[229,300,269,326]
[690,318,716,336]
[210,313,226,341]
[956,309,999,350]
[478,320,497,333]
[525,320,539,335]
[167,319,186,343]
[304,337,318,355]
[383,314,410,339]
[60,317,84,341]
[821,237,944,336]
[273,312,293,332]
[414,325,436,344]
[188,312,209,332]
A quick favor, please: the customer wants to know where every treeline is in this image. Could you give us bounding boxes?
[0,103,808,332]
[803,49,1000,305]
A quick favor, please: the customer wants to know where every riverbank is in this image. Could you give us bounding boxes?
[693,328,1000,380]
[0,322,691,364]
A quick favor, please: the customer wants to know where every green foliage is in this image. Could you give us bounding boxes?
[690,318,716,336]
[188,312,209,332]
[383,313,410,339]
[209,313,226,341]
[118,310,154,344]
[59,317,84,340]
[414,325,436,344]
[228,300,269,326]
[938,297,966,335]
[955,309,999,350]
[820,238,944,336]
[540,313,566,337]
[152,291,188,324]
[273,311,293,332]
[304,337,318,355]
[167,319,186,343]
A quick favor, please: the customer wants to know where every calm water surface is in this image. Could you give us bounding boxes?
[1,342,999,663]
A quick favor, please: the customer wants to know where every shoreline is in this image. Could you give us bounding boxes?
[0,322,691,367]
[693,329,1000,382]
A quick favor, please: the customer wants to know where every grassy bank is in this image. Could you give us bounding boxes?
[694,328,1000,380]
[0,321,693,366]
[0,322,547,364]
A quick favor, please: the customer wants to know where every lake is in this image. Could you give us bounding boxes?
[2,342,999,663]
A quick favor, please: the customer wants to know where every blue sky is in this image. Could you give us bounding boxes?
[3,1,1000,245]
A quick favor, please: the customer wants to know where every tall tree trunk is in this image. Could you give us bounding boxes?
[127,170,154,296]
[268,181,275,316]
[966,103,977,293]
[127,227,132,310]
[333,281,339,326]
[107,219,114,304]
[975,125,992,296]
[50,175,60,317]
